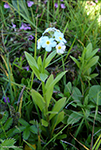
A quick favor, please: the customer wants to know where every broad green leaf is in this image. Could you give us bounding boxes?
[31,89,45,111]
[18,118,29,126]
[83,56,99,73]
[30,125,38,134]
[85,43,92,59]
[70,56,80,68]
[45,51,56,68]
[52,111,64,130]
[45,74,54,107]
[89,85,101,105]
[72,87,82,101]
[23,126,30,140]
[64,81,72,96]
[37,56,42,69]
[89,73,98,79]
[40,73,48,82]
[67,111,82,125]
[46,71,67,94]
[49,97,66,120]
[86,48,99,60]
[41,119,48,127]
[25,52,39,69]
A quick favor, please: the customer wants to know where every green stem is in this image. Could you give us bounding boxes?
[43,123,69,149]
[61,55,66,85]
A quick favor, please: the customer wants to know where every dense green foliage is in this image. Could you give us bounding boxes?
[0,0,101,149]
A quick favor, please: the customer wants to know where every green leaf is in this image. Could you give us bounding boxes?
[4,117,13,131]
[25,52,40,80]
[72,87,82,101]
[45,74,54,107]
[1,138,16,146]
[45,51,56,68]
[52,111,64,130]
[83,56,99,73]
[23,126,30,140]
[86,48,99,60]
[70,56,80,68]
[67,111,82,125]
[0,111,8,124]
[64,82,72,96]
[89,73,98,79]
[30,125,38,134]
[37,56,42,69]
[18,118,29,126]
[46,71,67,94]
[89,85,101,105]
[31,89,45,112]
[25,52,38,69]
[85,43,92,59]
[49,97,66,120]
[40,73,48,82]
[41,119,48,127]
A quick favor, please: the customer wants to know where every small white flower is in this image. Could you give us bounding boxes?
[42,27,58,35]
[56,43,66,54]
[41,36,56,52]
[37,36,44,49]
[54,31,67,43]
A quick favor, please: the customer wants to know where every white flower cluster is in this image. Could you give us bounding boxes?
[37,27,67,54]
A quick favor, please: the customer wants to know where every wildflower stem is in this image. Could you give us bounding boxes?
[61,55,66,85]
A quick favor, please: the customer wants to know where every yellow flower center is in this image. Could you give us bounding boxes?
[38,39,40,42]
[59,37,62,40]
[46,41,50,45]
[58,46,61,50]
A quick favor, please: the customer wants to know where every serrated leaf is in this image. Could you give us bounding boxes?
[4,117,13,131]
[0,111,8,124]
[18,118,29,126]
[2,138,16,146]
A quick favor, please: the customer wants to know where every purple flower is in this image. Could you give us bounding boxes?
[28,35,34,40]
[95,0,98,3]
[20,23,31,30]
[23,66,29,71]
[12,23,16,28]
[98,48,100,52]
[54,3,58,8]
[61,4,66,9]
[60,0,64,1]
[3,97,10,103]
[27,1,34,7]
[44,0,48,4]
[4,3,10,9]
